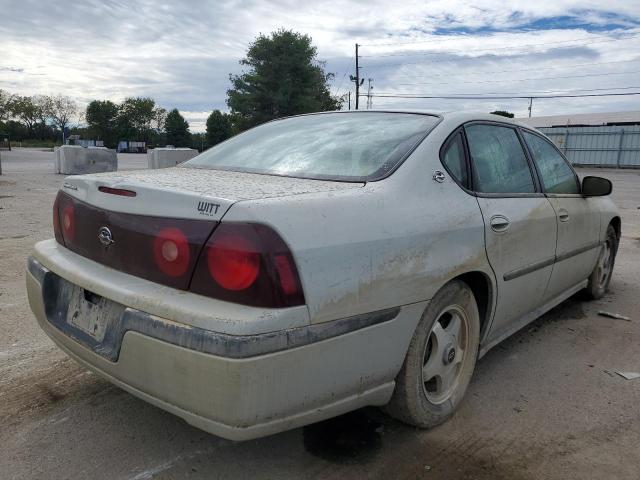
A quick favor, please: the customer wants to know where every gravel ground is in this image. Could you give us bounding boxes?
[1,149,639,480]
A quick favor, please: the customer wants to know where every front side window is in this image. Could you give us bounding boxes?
[465,124,535,194]
[185,112,440,182]
[522,131,580,194]
[441,132,468,187]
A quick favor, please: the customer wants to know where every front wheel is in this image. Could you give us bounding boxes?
[385,280,480,428]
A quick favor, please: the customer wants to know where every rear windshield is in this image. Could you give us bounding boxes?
[184,112,440,181]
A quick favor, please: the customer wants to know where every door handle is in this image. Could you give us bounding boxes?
[558,208,570,222]
[490,215,510,233]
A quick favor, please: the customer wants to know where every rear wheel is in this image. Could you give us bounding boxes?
[586,224,618,300]
[386,280,480,428]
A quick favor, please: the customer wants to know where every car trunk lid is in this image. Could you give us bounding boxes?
[56,167,362,290]
[62,166,363,221]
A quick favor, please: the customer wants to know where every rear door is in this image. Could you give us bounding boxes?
[521,130,601,297]
[464,123,558,341]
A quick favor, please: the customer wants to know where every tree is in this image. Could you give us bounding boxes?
[10,96,41,135]
[152,107,167,133]
[32,95,53,140]
[227,29,341,131]
[191,132,206,152]
[206,109,233,146]
[150,107,167,146]
[491,110,514,118]
[164,108,191,147]
[0,89,14,122]
[48,95,78,141]
[116,97,156,140]
[86,100,119,147]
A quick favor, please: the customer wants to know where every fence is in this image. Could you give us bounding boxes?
[539,125,640,168]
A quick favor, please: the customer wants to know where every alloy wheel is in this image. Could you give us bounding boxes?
[421,305,470,404]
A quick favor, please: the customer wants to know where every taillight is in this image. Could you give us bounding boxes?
[53,192,64,244]
[55,193,76,243]
[49,192,304,308]
[207,232,260,290]
[191,223,305,308]
[153,227,190,277]
[51,191,214,290]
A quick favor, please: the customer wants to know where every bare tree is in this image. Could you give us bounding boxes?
[48,95,78,142]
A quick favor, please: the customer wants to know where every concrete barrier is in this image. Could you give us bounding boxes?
[55,145,118,174]
[147,148,198,169]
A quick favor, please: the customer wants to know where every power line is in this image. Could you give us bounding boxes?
[363,91,640,100]
[333,54,355,97]
[359,34,640,58]
[334,71,349,94]
[504,86,640,94]
[372,86,640,96]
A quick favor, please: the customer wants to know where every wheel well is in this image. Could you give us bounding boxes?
[610,216,621,241]
[456,272,492,337]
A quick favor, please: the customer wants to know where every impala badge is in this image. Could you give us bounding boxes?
[98,226,114,247]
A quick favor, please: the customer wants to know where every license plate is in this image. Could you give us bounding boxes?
[66,288,117,342]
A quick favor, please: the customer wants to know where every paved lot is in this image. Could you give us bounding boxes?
[1,149,639,480]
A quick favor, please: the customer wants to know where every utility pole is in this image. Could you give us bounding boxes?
[355,44,360,109]
[348,91,351,110]
[349,44,363,110]
[367,78,373,109]
[528,97,533,117]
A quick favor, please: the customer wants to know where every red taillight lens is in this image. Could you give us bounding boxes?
[153,227,190,277]
[59,197,75,243]
[191,223,305,308]
[53,192,63,244]
[207,233,260,290]
[274,254,298,295]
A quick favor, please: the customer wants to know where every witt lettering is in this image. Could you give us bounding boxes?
[197,201,221,216]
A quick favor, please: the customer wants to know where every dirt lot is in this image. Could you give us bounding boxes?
[1,149,639,480]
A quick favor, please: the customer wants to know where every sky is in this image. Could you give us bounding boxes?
[1,0,639,132]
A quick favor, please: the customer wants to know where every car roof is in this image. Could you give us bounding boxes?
[306,109,534,130]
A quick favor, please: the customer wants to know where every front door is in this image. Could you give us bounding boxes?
[464,123,558,342]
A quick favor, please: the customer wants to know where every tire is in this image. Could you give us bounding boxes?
[385,280,480,428]
[586,224,618,300]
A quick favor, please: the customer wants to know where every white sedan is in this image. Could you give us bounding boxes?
[27,111,620,440]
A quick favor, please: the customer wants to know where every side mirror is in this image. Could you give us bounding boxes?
[582,176,612,197]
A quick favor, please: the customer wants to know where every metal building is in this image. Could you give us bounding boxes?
[519,111,640,168]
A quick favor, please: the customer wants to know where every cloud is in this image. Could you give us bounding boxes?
[0,0,639,130]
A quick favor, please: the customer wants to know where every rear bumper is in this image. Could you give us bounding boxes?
[26,245,427,440]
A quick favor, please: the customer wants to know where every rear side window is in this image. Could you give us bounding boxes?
[465,124,535,194]
[441,132,468,187]
[522,131,580,194]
